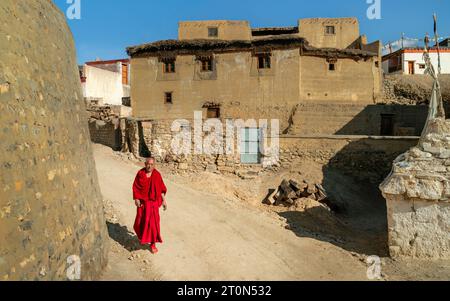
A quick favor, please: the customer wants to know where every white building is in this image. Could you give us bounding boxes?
[382,44,450,75]
[80,59,131,106]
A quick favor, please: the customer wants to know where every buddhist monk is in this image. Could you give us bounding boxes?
[132,157,168,254]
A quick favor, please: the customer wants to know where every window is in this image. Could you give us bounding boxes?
[325,26,335,35]
[419,64,426,69]
[122,97,131,107]
[208,27,218,38]
[207,108,220,119]
[163,60,176,73]
[240,128,261,164]
[257,54,271,69]
[164,92,173,104]
[327,58,337,71]
[201,58,213,72]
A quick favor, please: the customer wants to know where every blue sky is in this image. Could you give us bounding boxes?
[53,0,450,64]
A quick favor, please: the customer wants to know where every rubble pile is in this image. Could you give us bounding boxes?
[382,74,450,105]
[87,104,118,122]
[264,179,335,211]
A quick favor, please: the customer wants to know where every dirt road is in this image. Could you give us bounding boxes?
[94,145,369,280]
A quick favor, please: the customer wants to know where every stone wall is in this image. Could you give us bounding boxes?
[122,103,429,152]
[88,119,122,151]
[0,0,108,280]
[125,118,418,182]
[126,119,241,173]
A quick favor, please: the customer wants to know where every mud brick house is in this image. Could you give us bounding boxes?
[124,18,426,173]
[128,18,382,119]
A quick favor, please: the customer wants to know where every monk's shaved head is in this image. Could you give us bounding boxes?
[144,157,156,173]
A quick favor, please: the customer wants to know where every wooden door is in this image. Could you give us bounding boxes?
[380,114,395,136]
[122,63,129,85]
[408,61,415,74]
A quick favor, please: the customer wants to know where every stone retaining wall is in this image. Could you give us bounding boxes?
[124,118,418,182]
[88,119,122,151]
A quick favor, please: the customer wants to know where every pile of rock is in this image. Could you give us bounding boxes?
[265,179,330,209]
[382,74,450,105]
[87,104,117,122]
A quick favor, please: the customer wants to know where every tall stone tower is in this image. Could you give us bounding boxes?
[0,0,108,280]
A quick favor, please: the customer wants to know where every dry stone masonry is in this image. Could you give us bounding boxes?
[0,0,108,280]
[380,118,450,259]
[87,104,123,151]
[125,119,243,173]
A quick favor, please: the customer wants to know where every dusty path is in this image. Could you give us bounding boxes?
[94,145,368,280]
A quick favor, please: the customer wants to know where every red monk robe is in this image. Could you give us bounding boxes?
[132,168,167,245]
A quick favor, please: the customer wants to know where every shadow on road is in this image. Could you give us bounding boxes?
[279,208,389,257]
[106,221,149,252]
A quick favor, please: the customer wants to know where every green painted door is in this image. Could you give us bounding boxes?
[240,128,261,164]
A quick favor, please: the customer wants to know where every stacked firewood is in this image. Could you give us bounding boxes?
[265,179,329,207]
